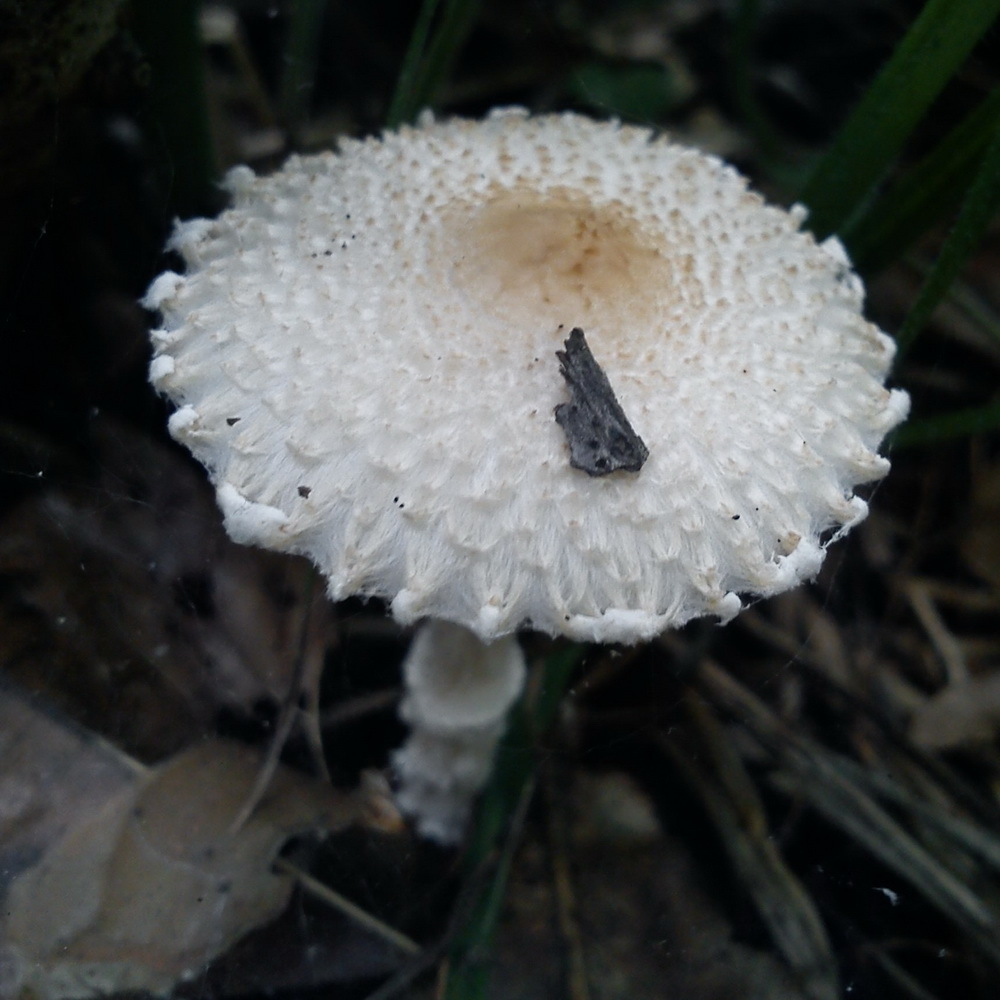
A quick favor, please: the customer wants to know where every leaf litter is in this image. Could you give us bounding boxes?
[2,2,1000,999]
[0,688,396,999]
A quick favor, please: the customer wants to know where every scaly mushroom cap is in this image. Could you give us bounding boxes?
[145,108,909,644]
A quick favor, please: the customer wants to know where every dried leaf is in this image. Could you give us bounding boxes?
[0,684,143,905]
[2,737,365,999]
[910,673,1000,750]
[0,419,324,757]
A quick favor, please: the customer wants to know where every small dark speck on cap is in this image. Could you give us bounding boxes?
[732,514,740,520]
[226,417,241,426]
[298,485,312,498]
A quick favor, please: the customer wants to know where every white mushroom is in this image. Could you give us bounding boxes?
[144,108,909,841]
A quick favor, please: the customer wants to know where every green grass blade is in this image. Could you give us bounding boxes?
[845,87,1000,273]
[567,61,679,123]
[386,0,441,129]
[890,400,1000,448]
[408,0,481,117]
[730,0,784,162]
[279,0,328,144]
[531,645,586,735]
[132,0,218,216]
[444,644,584,999]
[799,0,1000,239]
[386,0,481,128]
[895,117,1000,355]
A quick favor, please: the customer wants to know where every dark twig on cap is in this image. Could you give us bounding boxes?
[554,328,649,476]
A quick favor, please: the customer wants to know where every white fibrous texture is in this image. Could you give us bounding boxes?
[393,622,526,841]
[146,109,909,644]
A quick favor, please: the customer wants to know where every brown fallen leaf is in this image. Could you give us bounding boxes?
[0,418,328,759]
[1,736,372,999]
[0,682,140,842]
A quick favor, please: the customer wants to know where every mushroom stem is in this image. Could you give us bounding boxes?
[393,619,526,843]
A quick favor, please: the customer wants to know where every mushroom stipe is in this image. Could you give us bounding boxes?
[554,328,649,476]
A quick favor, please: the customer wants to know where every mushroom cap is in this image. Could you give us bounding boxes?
[145,108,909,644]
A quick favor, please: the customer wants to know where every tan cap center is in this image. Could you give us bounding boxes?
[444,186,675,337]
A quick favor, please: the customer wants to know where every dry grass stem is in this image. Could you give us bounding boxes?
[273,856,422,956]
